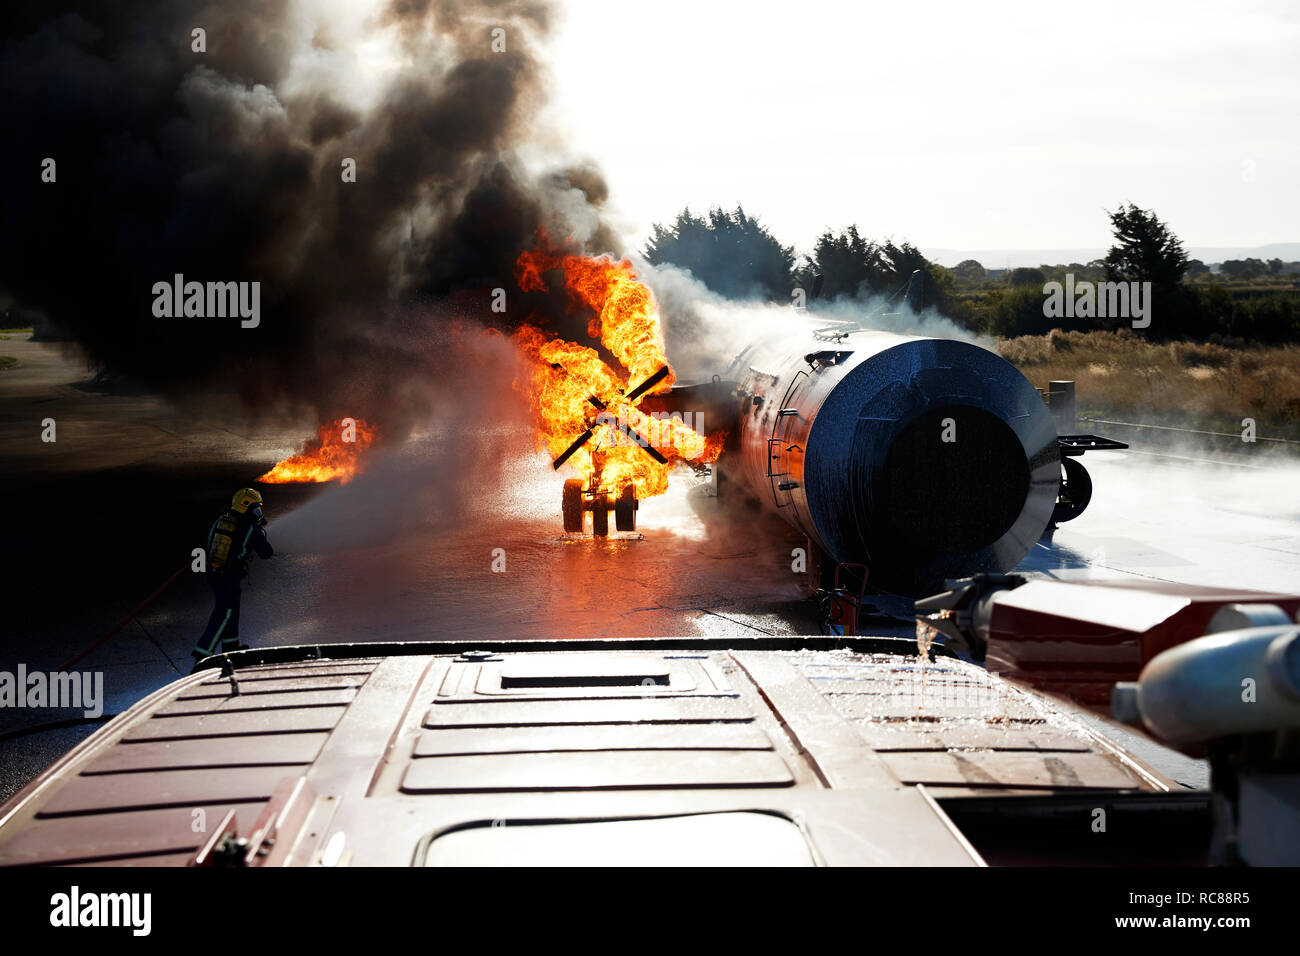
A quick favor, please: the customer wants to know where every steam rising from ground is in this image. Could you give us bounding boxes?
[1098,438,1300,528]
[1041,440,1300,595]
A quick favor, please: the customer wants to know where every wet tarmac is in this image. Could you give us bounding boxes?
[1022,448,1300,594]
[3,333,1298,798]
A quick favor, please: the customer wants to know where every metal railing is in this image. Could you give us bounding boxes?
[1078,417,1300,447]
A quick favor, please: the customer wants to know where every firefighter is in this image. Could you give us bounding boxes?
[193,488,274,664]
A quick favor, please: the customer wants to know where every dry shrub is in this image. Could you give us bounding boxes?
[1047,328,1072,353]
[996,330,1300,439]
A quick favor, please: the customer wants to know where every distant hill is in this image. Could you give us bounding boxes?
[922,243,1300,270]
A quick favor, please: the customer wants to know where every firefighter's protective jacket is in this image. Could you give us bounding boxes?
[206,510,273,582]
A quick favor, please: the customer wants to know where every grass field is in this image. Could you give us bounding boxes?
[998,330,1300,442]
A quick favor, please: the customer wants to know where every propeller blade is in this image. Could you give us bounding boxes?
[624,365,670,403]
[552,428,594,470]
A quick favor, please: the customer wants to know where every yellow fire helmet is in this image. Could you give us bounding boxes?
[231,487,264,514]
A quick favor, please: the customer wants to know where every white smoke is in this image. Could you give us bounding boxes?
[632,255,992,382]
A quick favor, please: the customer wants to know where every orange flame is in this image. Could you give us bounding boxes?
[513,246,725,500]
[258,418,378,484]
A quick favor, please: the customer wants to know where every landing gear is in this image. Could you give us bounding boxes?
[1052,456,1093,524]
[1050,434,1126,526]
[562,479,584,533]
[591,493,609,536]
[614,486,638,532]
[561,480,638,537]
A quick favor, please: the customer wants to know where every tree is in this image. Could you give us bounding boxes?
[643,205,795,300]
[983,287,1060,337]
[876,241,933,296]
[1220,259,1263,280]
[954,259,986,282]
[803,225,877,300]
[1185,259,1209,278]
[1103,203,1188,286]
[1007,266,1046,287]
[797,228,956,316]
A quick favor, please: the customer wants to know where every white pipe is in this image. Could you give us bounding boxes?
[1130,624,1300,746]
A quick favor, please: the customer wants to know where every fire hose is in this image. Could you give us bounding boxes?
[58,560,191,671]
[58,511,272,671]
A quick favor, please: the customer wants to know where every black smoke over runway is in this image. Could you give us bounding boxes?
[0,0,613,437]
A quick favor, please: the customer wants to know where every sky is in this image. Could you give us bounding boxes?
[539,0,1300,259]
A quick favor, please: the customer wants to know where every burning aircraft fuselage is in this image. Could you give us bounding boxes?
[512,248,1081,589]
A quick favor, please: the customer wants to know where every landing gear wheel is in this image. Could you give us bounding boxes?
[614,486,637,532]
[1052,457,1093,524]
[591,493,610,537]
[562,479,584,533]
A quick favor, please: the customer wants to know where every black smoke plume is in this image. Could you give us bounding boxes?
[0,0,612,436]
